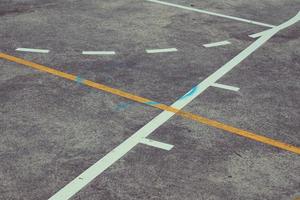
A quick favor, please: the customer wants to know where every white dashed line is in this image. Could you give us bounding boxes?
[82,51,116,55]
[211,83,240,92]
[203,40,231,48]
[16,48,50,53]
[146,48,178,54]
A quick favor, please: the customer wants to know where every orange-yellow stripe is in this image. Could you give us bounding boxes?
[1,52,299,155]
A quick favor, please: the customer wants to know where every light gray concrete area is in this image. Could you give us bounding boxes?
[0,0,299,200]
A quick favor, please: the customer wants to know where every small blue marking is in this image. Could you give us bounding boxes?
[145,101,160,106]
[76,76,84,84]
[115,102,133,111]
[180,86,198,100]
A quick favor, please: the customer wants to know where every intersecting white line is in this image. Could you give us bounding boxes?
[140,138,174,150]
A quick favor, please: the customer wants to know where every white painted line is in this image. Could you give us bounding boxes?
[203,40,231,48]
[82,51,116,55]
[249,12,300,38]
[211,83,240,92]
[16,48,50,53]
[146,48,178,54]
[249,29,274,38]
[48,12,300,200]
[145,0,276,28]
[140,138,174,151]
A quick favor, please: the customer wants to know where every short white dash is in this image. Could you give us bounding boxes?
[140,138,174,151]
[211,83,240,92]
[16,48,50,53]
[203,41,231,48]
[82,51,116,55]
[146,48,178,54]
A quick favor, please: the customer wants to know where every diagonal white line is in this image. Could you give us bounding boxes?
[145,0,276,28]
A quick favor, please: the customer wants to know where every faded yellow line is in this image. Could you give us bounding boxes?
[1,52,299,155]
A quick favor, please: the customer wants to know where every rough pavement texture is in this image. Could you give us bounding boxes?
[0,0,299,199]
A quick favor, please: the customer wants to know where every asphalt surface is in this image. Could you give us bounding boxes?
[0,0,299,200]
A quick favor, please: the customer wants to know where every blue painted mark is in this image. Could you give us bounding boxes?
[145,101,160,106]
[180,86,198,100]
[115,102,133,111]
[75,76,84,84]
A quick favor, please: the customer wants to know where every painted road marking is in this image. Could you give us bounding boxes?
[203,40,231,48]
[44,13,300,200]
[1,13,299,200]
[145,0,276,28]
[82,51,116,55]
[75,76,84,84]
[115,102,133,111]
[211,83,240,92]
[146,48,178,54]
[249,11,300,38]
[180,86,198,100]
[16,48,50,53]
[145,101,161,106]
[140,138,174,150]
[0,49,299,156]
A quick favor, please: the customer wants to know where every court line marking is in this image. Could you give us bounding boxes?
[82,51,116,55]
[249,11,300,38]
[140,138,174,150]
[146,48,178,53]
[45,13,300,200]
[16,48,50,53]
[0,12,298,200]
[249,29,276,38]
[203,40,231,48]
[211,83,240,92]
[145,0,276,28]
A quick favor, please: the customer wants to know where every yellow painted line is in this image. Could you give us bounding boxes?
[1,52,299,155]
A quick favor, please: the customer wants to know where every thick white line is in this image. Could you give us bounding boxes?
[145,0,276,28]
[16,48,50,53]
[48,12,300,200]
[140,138,174,150]
[203,41,231,48]
[211,83,240,92]
[146,48,178,53]
[82,51,116,55]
